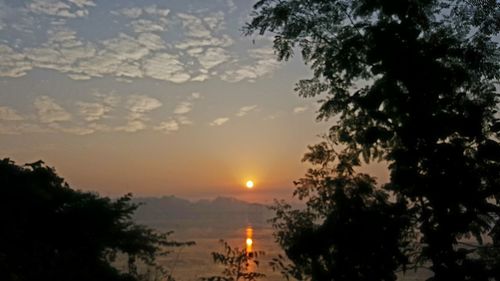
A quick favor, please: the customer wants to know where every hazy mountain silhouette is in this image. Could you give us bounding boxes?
[132,196,274,229]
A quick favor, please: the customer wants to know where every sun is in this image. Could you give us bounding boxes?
[246,180,254,189]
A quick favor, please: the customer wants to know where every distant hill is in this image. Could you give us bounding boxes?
[131,196,274,229]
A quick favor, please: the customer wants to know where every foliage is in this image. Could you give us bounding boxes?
[200,240,265,281]
[0,158,193,281]
[245,0,500,280]
[268,140,413,281]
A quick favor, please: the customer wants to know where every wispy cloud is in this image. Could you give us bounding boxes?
[293,106,308,114]
[174,34,233,50]
[28,0,93,18]
[0,90,202,136]
[77,101,111,121]
[111,5,169,18]
[112,7,142,18]
[154,120,179,133]
[174,102,192,114]
[196,47,230,69]
[143,53,190,83]
[34,96,71,123]
[209,117,229,126]
[0,106,24,121]
[115,120,146,133]
[68,0,96,8]
[126,95,162,120]
[0,45,32,78]
[221,47,280,82]
[177,13,211,38]
[236,105,257,117]
[130,19,165,33]
[190,92,201,99]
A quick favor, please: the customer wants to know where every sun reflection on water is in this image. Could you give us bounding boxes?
[245,226,253,253]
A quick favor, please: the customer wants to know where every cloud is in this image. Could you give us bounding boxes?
[190,92,201,99]
[143,53,190,83]
[209,117,229,126]
[101,33,150,60]
[126,95,162,120]
[144,5,170,17]
[112,6,169,18]
[177,13,211,38]
[93,91,121,107]
[67,73,92,80]
[112,7,142,18]
[0,106,24,121]
[186,47,203,56]
[220,47,280,82]
[28,0,91,18]
[203,11,225,31]
[196,47,230,69]
[174,101,192,114]
[154,120,179,133]
[68,0,96,8]
[73,33,164,80]
[130,19,165,33]
[225,0,237,13]
[116,120,146,132]
[236,105,257,117]
[0,3,279,84]
[88,122,113,132]
[190,74,208,81]
[136,33,166,51]
[174,34,233,49]
[293,106,308,114]
[34,96,71,123]
[0,44,32,77]
[77,102,111,121]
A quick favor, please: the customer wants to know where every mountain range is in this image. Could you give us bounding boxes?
[131,196,274,229]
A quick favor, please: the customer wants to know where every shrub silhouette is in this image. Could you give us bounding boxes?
[0,158,192,281]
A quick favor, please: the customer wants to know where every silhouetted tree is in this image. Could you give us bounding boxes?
[245,0,500,280]
[200,240,265,281]
[0,158,193,281]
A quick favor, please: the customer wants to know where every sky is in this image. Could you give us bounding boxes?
[0,0,388,203]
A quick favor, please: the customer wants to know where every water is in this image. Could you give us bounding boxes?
[159,225,283,281]
[135,221,430,281]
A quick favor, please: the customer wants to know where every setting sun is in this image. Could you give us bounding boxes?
[246,180,254,189]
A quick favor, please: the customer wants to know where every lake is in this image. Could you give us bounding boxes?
[148,224,431,281]
[157,225,284,281]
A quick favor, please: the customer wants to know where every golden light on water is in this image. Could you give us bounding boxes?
[246,180,254,189]
[246,226,253,253]
[246,238,253,247]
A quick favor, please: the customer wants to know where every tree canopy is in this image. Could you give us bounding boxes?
[245,0,500,280]
[0,158,190,281]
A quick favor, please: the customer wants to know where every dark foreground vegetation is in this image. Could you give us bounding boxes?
[0,159,193,281]
[245,0,500,280]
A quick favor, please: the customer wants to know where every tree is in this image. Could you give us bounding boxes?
[245,0,500,280]
[0,158,192,281]
[200,240,265,281]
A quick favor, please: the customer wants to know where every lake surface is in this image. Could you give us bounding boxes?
[158,225,284,281]
[147,224,431,281]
